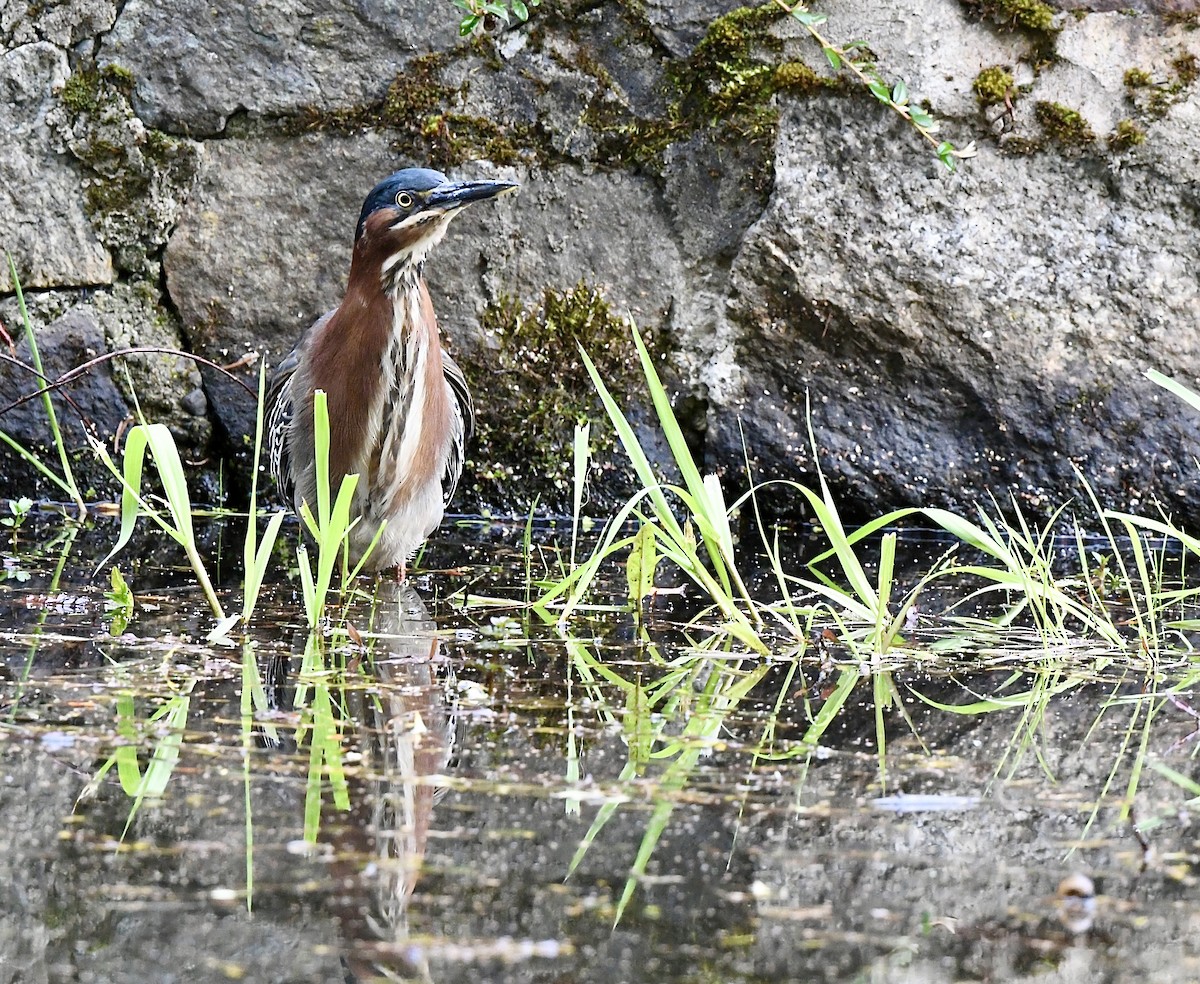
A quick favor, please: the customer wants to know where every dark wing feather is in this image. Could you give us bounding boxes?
[441,351,473,507]
[265,344,301,507]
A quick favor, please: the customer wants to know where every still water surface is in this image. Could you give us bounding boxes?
[1,513,1198,983]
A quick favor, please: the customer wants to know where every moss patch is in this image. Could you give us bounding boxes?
[1121,54,1198,123]
[295,52,536,169]
[581,3,828,201]
[674,4,812,118]
[1034,101,1095,147]
[1123,67,1152,90]
[292,4,826,188]
[465,282,646,510]
[1172,52,1199,86]
[960,0,1056,33]
[973,66,1014,107]
[51,63,199,274]
[58,64,134,114]
[1108,118,1146,151]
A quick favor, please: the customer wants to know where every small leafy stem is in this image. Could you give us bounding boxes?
[773,0,977,171]
[454,0,540,36]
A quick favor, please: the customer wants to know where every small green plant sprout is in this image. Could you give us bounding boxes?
[2,497,34,529]
[453,0,539,35]
[105,566,135,635]
[772,0,977,171]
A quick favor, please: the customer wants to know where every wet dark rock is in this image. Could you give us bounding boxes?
[0,306,128,497]
[181,387,208,417]
[720,91,1200,516]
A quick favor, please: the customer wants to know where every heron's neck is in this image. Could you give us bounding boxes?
[383,259,425,299]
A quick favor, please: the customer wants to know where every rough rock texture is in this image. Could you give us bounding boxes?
[0,42,112,291]
[100,0,459,136]
[1,0,1199,518]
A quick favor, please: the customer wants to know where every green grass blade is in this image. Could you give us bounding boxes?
[1146,369,1200,414]
[577,343,684,545]
[0,429,76,498]
[571,421,590,568]
[7,253,84,512]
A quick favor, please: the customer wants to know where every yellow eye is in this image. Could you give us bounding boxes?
[396,191,414,208]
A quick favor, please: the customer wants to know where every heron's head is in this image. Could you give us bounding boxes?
[355,167,518,283]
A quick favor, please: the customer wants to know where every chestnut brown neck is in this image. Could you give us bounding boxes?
[303,210,438,487]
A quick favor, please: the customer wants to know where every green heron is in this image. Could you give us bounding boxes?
[267,167,517,576]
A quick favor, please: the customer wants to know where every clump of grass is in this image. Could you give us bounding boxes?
[292,389,382,631]
[92,421,227,626]
[536,320,765,652]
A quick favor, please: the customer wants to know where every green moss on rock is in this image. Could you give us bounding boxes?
[1172,52,1199,86]
[1108,118,1146,151]
[58,64,134,114]
[583,3,828,199]
[974,0,1060,31]
[1000,0,1055,31]
[466,282,645,509]
[1034,101,1095,146]
[1122,55,1199,120]
[671,4,825,123]
[295,52,536,169]
[973,66,1014,106]
[52,63,199,273]
[1123,67,1153,89]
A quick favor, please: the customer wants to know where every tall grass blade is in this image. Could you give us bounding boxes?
[242,362,286,626]
[6,254,85,513]
[571,421,590,568]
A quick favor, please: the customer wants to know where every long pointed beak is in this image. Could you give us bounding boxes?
[427,179,519,212]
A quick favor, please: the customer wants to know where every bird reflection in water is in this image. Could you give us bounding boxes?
[270,580,458,982]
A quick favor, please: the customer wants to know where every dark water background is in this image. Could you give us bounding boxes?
[1,511,1198,984]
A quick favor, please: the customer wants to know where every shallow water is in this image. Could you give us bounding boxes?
[2,512,1199,984]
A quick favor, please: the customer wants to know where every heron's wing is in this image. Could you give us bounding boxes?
[441,351,474,507]
[265,312,333,508]
[265,362,295,504]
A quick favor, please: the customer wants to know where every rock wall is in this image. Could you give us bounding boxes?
[1,0,1198,518]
